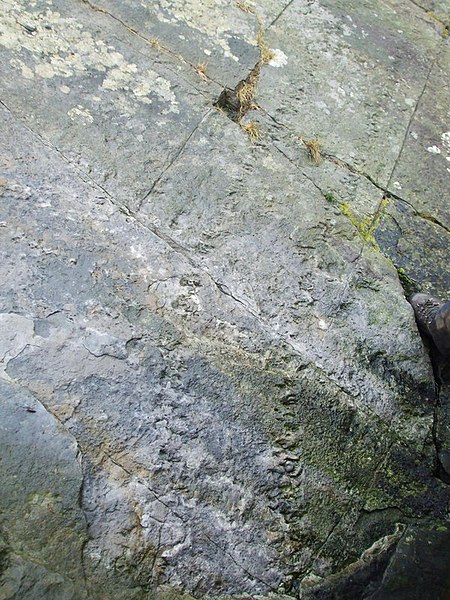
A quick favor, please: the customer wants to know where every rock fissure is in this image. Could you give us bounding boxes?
[268,0,297,29]
[137,108,213,210]
[2,1,450,594]
[201,531,280,595]
[431,387,450,485]
[77,0,224,88]
[385,41,445,191]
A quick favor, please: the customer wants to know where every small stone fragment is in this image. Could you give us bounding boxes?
[83,329,128,359]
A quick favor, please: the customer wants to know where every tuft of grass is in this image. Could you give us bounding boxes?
[396,267,416,293]
[240,121,262,142]
[195,62,208,81]
[237,81,255,107]
[256,16,275,64]
[236,64,260,115]
[236,1,256,14]
[324,192,337,204]
[302,137,322,164]
[149,37,161,49]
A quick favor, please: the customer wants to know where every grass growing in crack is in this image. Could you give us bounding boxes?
[195,63,208,82]
[302,137,322,164]
[396,267,416,294]
[215,1,273,137]
[240,121,262,142]
[256,16,275,64]
[149,37,161,49]
[237,81,256,108]
[324,192,337,204]
[235,63,261,116]
[236,1,256,14]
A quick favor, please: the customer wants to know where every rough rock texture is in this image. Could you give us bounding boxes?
[0,1,449,599]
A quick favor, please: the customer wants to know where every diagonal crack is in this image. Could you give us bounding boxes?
[137,108,213,210]
[0,98,116,205]
[368,39,445,223]
[202,531,279,593]
[78,0,224,87]
[364,525,410,600]
[1,95,427,463]
[430,373,450,485]
[269,0,296,29]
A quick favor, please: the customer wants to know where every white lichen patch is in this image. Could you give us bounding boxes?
[0,0,179,112]
[10,57,34,79]
[441,131,450,150]
[68,105,94,124]
[269,48,288,68]
[427,145,441,154]
[157,0,257,61]
[317,318,329,331]
[103,66,179,113]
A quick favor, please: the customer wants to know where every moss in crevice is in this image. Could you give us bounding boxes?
[328,195,391,250]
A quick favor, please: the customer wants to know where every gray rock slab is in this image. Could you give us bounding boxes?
[375,198,449,298]
[257,0,444,186]
[0,0,218,210]
[1,89,449,598]
[0,379,88,599]
[78,0,290,85]
[387,41,450,231]
[1,0,450,599]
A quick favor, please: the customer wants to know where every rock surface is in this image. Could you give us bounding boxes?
[0,1,449,599]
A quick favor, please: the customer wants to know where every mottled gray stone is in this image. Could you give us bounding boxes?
[83,329,129,359]
[0,380,88,599]
[1,0,450,599]
[258,0,443,185]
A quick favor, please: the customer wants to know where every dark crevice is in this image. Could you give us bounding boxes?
[76,451,91,593]
[269,0,296,29]
[431,383,450,485]
[214,61,261,121]
[363,525,409,600]
[404,296,450,486]
[137,108,213,209]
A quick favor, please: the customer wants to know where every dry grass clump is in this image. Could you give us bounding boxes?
[237,81,255,107]
[256,17,275,64]
[149,37,161,49]
[240,121,262,142]
[236,64,260,115]
[302,137,322,164]
[236,1,256,14]
[195,63,208,81]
